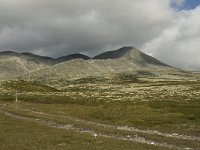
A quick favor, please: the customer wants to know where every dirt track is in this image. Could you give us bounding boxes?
[0,103,197,150]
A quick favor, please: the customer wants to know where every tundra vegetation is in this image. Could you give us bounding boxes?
[0,74,200,150]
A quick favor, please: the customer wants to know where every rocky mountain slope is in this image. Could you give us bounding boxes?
[0,51,54,79]
[0,51,91,79]
[56,53,90,63]
[0,47,193,80]
[93,46,168,66]
[29,47,190,81]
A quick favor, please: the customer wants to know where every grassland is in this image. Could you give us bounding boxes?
[0,76,200,150]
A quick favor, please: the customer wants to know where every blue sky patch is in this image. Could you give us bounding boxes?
[171,0,200,10]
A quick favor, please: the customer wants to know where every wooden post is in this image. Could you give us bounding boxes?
[29,71,31,81]
[15,90,18,102]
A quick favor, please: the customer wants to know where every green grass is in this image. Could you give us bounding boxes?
[1,80,59,92]
[0,93,14,102]
[0,78,200,149]
[0,113,171,150]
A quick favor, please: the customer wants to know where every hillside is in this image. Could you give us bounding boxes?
[0,47,194,81]
[56,53,90,63]
[0,51,54,79]
[93,46,168,66]
[29,47,190,82]
[0,51,90,79]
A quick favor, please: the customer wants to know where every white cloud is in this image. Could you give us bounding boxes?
[142,6,200,70]
[0,0,199,70]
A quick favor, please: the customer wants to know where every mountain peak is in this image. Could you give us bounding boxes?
[117,46,134,51]
[21,52,53,60]
[93,46,136,59]
[0,50,18,55]
[56,53,90,63]
[0,46,175,80]
[93,46,168,67]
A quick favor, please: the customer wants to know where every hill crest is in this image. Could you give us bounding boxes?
[0,46,176,80]
[93,46,168,67]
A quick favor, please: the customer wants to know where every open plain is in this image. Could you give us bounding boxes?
[0,74,200,150]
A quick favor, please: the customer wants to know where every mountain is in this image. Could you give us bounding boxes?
[93,47,133,59]
[21,52,53,61]
[93,46,168,67]
[56,53,90,63]
[0,51,91,79]
[29,47,189,82]
[0,51,54,79]
[0,47,193,81]
[0,51,53,61]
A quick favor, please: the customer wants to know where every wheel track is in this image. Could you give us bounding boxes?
[0,104,199,141]
[0,109,190,150]
[0,104,197,150]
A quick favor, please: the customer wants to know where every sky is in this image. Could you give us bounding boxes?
[0,0,200,70]
[172,0,200,10]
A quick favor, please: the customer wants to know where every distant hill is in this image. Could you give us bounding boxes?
[21,52,53,61]
[0,51,54,79]
[93,47,133,59]
[93,46,168,67]
[0,51,53,61]
[28,47,188,82]
[0,51,90,79]
[56,53,90,63]
[0,47,192,80]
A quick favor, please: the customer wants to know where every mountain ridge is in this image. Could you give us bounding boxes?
[93,46,134,59]
[93,46,168,67]
[0,47,169,67]
[0,46,192,80]
[56,53,91,63]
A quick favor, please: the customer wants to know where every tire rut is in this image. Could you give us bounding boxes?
[1,104,199,141]
[0,109,191,150]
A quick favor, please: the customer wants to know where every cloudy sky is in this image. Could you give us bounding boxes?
[0,0,200,70]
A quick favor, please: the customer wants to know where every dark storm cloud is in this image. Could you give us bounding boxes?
[0,0,173,55]
[0,0,200,70]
